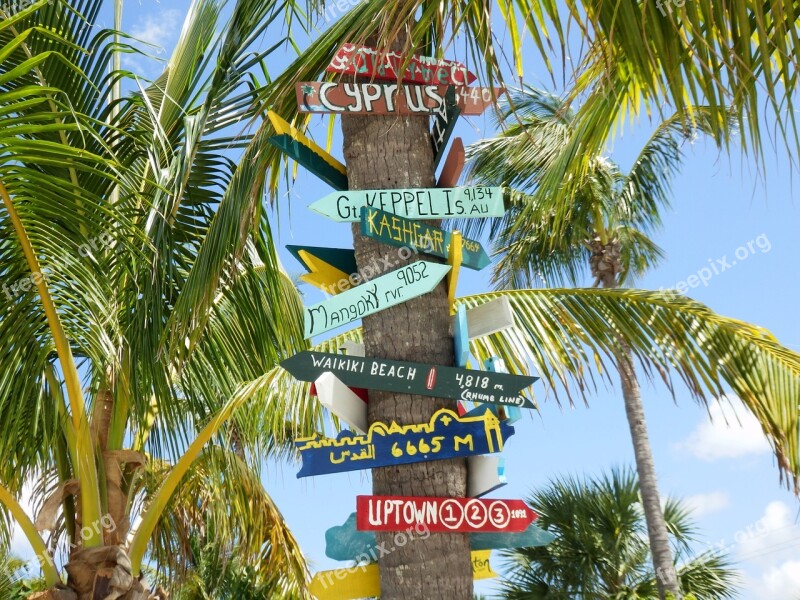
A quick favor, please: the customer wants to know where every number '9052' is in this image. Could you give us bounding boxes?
[397,262,428,285]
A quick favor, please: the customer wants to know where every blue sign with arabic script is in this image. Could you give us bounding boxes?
[294,408,514,478]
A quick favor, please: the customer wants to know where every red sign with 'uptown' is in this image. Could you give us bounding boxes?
[356,495,538,533]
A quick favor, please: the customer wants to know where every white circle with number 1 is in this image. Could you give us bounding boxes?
[464,499,488,529]
[439,499,465,530]
[489,501,512,529]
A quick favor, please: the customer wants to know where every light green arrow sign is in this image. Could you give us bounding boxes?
[309,186,505,222]
[304,261,450,338]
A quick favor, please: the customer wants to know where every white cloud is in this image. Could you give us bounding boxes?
[675,395,770,461]
[684,491,729,518]
[735,501,800,600]
[130,9,182,53]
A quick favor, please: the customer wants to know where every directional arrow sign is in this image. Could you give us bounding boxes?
[296,82,501,116]
[281,351,537,408]
[437,138,465,188]
[294,408,513,477]
[286,245,357,294]
[315,372,368,434]
[357,495,537,533]
[432,86,460,169]
[267,111,347,190]
[360,206,490,271]
[303,261,450,338]
[310,186,505,222]
[326,43,477,86]
[468,455,506,498]
[310,550,495,599]
[326,513,554,561]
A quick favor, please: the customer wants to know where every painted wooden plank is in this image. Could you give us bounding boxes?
[326,43,477,86]
[465,297,516,339]
[447,230,463,311]
[303,261,450,338]
[437,138,465,188]
[360,206,490,271]
[310,381,368,403]
[356,495,537,533]
[341,341,365,356]
[293,408,514,478]
[310,186,505,222]
[315,372,368,434]
[296,82,501,116]
[485,357,523,423]
[468,455,507,498]
[298,250,352,294]
[325,513,555,561]
[286,245,357,276]
[310,550,496,599]
[267,111,348,190]
[432,86,460,169]
[453,304,470,368]
[281,351,538,407]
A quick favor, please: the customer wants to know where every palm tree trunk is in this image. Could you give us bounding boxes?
[340,81,473,598]
[616,344,681,599]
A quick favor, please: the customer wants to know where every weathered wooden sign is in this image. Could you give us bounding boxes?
[468,455,507,498]
[315,372,368,434]
[296,82,501,116]
[293,408,514,477]
[281,351,538,408]
[286,245,357,294]
[447,230,463,310]
[303,261,450,338]
[360,207,490,271]
[326,513,555,561]
[454,304,470,368]
[356,495,537,533]
[267,111,347,190]
[437,138,465,188]
[326,43,477,86]
[310,550,496,599]
[432,86,460,169]
[310,186,505,222]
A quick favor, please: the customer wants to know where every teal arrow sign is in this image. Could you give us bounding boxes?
[325,514,555,561]
[360,207,491,270]
[303,261,450,338]
[280,351,537,408]
[309,186,505,222]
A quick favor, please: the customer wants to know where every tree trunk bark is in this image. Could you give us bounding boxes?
[616,344,682,599]
[341,105,473,597]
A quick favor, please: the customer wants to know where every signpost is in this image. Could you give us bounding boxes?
[293,407,514,477]
[325,513,555,561]
[296,82,502,116]
[463,297,516,339]
[447,230,463,310]
[310,186,505,222]
[356,495,537,533]
[302,261,450,338]
[437,138,465,188]
[360,206,490,271]
[468,455,506,498]
[315,372,368,434]
[326,43,477,86]
[267,111,347,190]
[309,550,496,599]
[287,245,357,294]
[281,351,538,408]
[432,86,460,169]
[454,304,470,368]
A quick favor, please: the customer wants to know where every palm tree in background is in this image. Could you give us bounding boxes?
[498,468,739,599]
[0,1,319,597]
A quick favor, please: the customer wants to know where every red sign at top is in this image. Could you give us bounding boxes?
[356,495,537,533]
[327,43,477,86]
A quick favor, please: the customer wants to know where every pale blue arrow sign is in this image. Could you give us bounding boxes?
[303,261,450,338]
[309,186,505,222]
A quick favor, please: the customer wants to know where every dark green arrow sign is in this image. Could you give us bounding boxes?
[281,351,537,409]
[360,207,491,271]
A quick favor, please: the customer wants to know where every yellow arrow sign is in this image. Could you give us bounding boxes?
[310,550,495,599]
[297,249,352,295]
[447,230,463,312]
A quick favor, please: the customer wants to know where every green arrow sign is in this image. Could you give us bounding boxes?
[360,207,491,270]
[281,351,537,408]
[303,261,450,338]
[309,186,505,222]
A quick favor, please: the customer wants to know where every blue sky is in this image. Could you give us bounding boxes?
[12,1,800,598]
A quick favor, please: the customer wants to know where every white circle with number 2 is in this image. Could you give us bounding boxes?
[464,499,488,529]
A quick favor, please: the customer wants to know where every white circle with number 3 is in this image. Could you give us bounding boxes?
[439,499,465,530]
[464,499,488,529]
[489,501,511,529]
